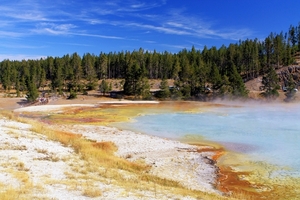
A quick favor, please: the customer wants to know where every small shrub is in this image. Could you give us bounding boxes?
[86,82,97,91]
[82,90,88,95]
[68,90,77,99]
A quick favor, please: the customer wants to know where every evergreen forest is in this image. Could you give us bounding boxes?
[1,23,300,102]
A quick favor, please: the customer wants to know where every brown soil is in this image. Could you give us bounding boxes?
[0,97,25,110]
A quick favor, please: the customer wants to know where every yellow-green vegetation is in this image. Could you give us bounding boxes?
[0,188,30,200]
[46,105,159,125]
[29,102,220,126]
[29,122,149,173]
[0,111,232,200]
[3,106,300,199]
[239,160,300,200]
[183,134,300,200]
[0,159,44,200]
[81,181,102,198]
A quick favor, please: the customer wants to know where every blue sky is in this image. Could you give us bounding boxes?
[1,0,300,61]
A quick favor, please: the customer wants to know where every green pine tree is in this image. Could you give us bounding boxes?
[227,61,248,98]
[261,66,280,99]
[99,79,109,95]
[156,78,170,99]
[139,77,151,100]
[284,74,297,101]
[26,80,39,102]
[124,62,143,96]
[210,64,222,91]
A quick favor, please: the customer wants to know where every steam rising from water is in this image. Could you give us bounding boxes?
[114,102,300,178]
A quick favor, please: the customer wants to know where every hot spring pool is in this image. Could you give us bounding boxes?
[113,103,300,178]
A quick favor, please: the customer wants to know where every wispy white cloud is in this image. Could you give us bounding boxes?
[216,28,253,41]
[166,22,184,28]
[108,0,166,12]
[0,0,255,57]
[0,54,46,61]
[131,3,146,9]
[144,40,156,44]
[33,23,77,35]
[32,22,124,39]
[126,22,191,35]
[77,1,253,43]
[1,0,252,41]
[0,20,11,27]
[0,43,46,49]
[4,12,47,21]
[0,30,24,38]
[88,19,106,25]
[73,33,124,40]
[126,7,253,41]
[46,42,92,47]
[83,0,167,19]
[161,43,192,50]
[186,41,204,48]
[0,2,48,21]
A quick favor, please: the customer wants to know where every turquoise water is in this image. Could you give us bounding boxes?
[114,103,300,177]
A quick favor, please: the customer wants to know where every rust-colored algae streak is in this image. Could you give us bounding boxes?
[216,165,258,197]
[197,146,265,199]
[198,145,300,200]
[216,162,300,199]
[184,132,300,199]
[23,101,228,126]
[211,150,225,161]
[18,102,300,200]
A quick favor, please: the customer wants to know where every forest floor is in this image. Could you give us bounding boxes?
[245,65,300,101]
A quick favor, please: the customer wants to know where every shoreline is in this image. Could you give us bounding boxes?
[56,124,220,193]
[9,102,224,198]
[12,102,262,196]
[10,101,278,197]
[2,99,300,198]
[13,99,160,113]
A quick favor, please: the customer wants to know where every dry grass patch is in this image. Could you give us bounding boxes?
[1,128,27,142]
[1,158,29,172]
[34,155,60,162]
[42,177,102,198]
[0,144,27,151]
[82,188,102,198]
[35,148,48,154]
[0,110,16,120]
[8,169,31,184]
[0,112,233,199]
[3,170,38,198]
[0,180,45,200]
[92,141,117,153]
[81,182,102,198]
[12,145,27,151]
[0,183,46,200]
[34,148,61,162]
[28,121,149,172]
[0,188,29,200]
[15,161,30,172]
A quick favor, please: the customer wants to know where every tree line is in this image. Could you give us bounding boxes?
[1,22,300,101]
